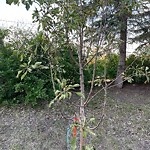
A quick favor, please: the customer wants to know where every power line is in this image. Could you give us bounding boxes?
[0,19,38,31]
[0,19,35,25]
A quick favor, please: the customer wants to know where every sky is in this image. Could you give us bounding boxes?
[0,0,36,29]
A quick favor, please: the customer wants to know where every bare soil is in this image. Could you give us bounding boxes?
[108,83,150,105]
[0,83,150,150]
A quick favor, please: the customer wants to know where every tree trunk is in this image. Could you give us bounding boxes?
[115,15,127,88]
[79,64,85,150]
[78,26,85,150]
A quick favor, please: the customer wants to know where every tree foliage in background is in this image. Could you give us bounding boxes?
[90,0,149,88]
[129,0,150,52]
[0,28,49,105]
[0,27,83,105]
[0,29,20,103]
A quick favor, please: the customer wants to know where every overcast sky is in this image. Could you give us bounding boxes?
[0,0,34,22]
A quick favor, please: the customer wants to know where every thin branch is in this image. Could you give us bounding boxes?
[90,114,104,130]
[69,48,79,66]
[48,55,56,92]
[83,51,102,67]
[90,61,108,130]
[84,55,140,106]
[60,111,73,121]
[86,47,98,101]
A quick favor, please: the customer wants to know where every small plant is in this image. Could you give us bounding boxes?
[49,78,81,107]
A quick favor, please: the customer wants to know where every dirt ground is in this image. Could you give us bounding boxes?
[0,83,150,150]
[108,83,150,105]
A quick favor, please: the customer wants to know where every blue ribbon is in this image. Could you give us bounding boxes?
[67,126,71,149]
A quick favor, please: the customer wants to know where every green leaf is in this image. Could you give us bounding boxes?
[27,68,32,73]
[58,94,65,100]
[89,118,96,123]
[68,92,72,99]
[83,130,87,138]
[21,0,31,10]
[21,71,27,80]
[37,24,41,31]
[61,79,67,88]
[20,54,24,62]
[28,55,32,65]
[145,66,149,71]
[85,145,95,150]
[55,90,60,96]
[14,0,19,4]
[25,3,30,10]
[72,84,80,88]
[49,99,55,107]
[6,0,19,5]
[75,92,85,99]
[85,127,96,136]
[39,65,49,69]
[28,0,33,5]
[31,62,42,69]
[71,137,77,150]
[16,70,22,78]
[6,0,13,5]
[20,63,27,68]
[56,78,61,84]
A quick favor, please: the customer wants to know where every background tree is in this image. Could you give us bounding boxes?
[90,0,149,88]
[129,0,150,53]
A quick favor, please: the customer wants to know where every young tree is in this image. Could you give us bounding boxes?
[6,0,116,149]
[7,0,144,148]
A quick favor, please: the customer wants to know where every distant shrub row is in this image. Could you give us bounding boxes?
[0,28,149,105]
[1,45,149,106]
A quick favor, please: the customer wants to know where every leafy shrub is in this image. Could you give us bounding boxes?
[0,31,52,105]
[126,54,150,83]
[59,45,79,84]
[88,53,119,80]
[0,46,50,105]
[105,53,119,79]
[0,47,20,104]
[14,75,48,106]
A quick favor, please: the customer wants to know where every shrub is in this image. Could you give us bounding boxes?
[14,75,49,106]
[89,53,119,80]
[126,54,150,83]
[0,41,52,106]
[105,53,119,79]
[59,45,79,84]
[0,47,20,104]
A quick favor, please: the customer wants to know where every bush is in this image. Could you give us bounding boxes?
[88,53,119,80]
[14,75,48,106]
[0,41,52,106]
[126,54,150,83]
[105,53,119,79]
[59,45,79,84]
[0,47,20,104]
